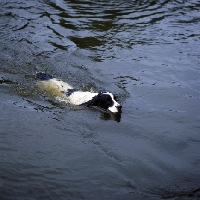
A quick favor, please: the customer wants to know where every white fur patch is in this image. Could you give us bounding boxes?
[68,91,98,105]
[36,78,73,102]
[37,78,97,105]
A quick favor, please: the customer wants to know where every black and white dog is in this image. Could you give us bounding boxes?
[36,72,122,113]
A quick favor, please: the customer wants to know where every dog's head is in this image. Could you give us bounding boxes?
[84,92,122,113]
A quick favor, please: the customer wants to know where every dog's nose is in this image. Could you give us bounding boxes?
[117,105,122,112]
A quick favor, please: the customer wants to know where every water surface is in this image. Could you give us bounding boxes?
[0,0,200,199]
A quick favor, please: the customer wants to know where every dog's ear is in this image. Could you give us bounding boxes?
[80,93,101,107]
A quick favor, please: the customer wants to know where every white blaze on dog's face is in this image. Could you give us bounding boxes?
[106,92,121,113]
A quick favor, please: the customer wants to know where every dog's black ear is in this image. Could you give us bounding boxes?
[80,99,93,107]
[80,94,100,107]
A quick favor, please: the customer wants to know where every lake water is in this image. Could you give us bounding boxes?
[0,0,200,199]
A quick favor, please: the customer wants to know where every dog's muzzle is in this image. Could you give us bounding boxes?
[116,105,122,112]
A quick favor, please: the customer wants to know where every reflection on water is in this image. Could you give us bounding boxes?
[101,111,121,123]
[0,0,200,199]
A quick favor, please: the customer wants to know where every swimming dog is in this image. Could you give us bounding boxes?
[36,72,122,113]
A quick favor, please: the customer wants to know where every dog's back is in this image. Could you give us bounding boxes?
[36,72,73,100]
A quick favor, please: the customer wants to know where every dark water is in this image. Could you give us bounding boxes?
[0,0,200,199]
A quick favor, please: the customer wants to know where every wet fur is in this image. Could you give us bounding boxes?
[36,72,121,113]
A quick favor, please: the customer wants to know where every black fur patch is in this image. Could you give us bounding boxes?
[36,72,52,80]
[93,93,114,109]
[80,92,114,109]
[65,89,79,96]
